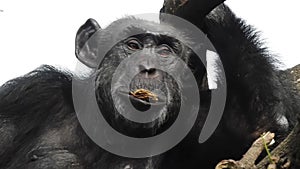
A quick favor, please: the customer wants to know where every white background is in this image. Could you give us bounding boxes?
[0,0,300,85]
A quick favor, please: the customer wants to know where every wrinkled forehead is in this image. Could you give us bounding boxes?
[102,17,191,45]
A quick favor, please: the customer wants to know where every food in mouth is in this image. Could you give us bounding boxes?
[129,89,158,102]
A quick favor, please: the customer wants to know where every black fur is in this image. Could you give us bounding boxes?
[0,4,299,169]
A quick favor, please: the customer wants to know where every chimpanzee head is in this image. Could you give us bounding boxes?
[75,17,204,138]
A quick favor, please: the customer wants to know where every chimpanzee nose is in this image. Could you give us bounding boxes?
[138,65,159,78]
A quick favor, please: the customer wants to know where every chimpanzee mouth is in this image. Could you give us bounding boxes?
[118,90,167,111]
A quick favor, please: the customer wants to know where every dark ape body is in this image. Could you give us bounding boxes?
[0,4,299,169]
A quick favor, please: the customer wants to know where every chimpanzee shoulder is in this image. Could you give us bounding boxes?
[0,65,76,167]
[0,65,73,114]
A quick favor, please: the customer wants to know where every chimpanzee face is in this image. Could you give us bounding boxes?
[74,17,201,138]
[94,33,191,137]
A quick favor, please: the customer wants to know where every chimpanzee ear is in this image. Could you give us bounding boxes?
[75,18,101,68]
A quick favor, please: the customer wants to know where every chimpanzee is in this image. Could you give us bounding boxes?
[0,3,299,169]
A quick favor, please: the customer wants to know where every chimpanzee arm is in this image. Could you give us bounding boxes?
[202,4,299,141]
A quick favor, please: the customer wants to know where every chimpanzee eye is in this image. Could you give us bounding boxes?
[157,45,173,57]
[126,39,142,50]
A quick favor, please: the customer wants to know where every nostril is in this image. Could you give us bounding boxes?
[138,65,158,78]
[145,68,159,78]
[138,65,156,74]
[138,65,146,73]
[147,68,156,75]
